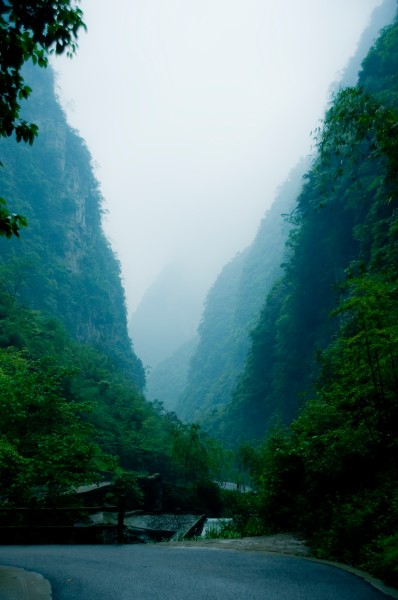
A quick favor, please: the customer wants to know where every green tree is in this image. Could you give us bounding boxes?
[170,422,209,487]
[0,0,86,237]
[265,270,398,565]
[0,348,109,504]
[314,86,398,203]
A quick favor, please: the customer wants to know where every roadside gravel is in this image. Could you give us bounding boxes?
[164,532,310,555]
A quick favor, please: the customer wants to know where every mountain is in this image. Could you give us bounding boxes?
[129,263,204,368]
[216,0,398,446]
[0,64,144,387]
[173,160,307,422]
[336,0,397,88]
[175,0,397,440]
[145,336,199,411]
[0,61,198,501]
[243,6,398,580]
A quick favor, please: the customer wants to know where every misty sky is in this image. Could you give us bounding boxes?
[54,0,385,315]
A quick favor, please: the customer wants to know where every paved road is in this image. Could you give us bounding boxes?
[0,545,392,600]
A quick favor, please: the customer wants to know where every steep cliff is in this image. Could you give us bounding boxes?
[218,2,398,445]
[0,64,144,387]
[129,263,204,369]
[248,6,398,579]
[174,160,306,422]
[177,0,397,436]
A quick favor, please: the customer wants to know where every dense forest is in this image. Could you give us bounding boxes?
[201,3,398,584]
[221,4,398,442]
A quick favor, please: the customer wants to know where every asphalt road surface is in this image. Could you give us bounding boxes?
[0,544,392,600]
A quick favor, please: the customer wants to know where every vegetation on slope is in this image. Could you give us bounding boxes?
[221,12,398,585]
[0,34,214,505]
[0,5,238,511]
[0,293,232,506]
[0,63,144,385]
[176,161,306,423]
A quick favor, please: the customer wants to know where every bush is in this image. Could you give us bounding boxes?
[203,519,240,539]
[364,534,398,587]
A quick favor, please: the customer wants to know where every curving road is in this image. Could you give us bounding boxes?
[0,544,392,599]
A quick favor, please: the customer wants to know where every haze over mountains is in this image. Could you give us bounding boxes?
[129,263,203,368]
[55,0,386,318]
[141,0,397,418]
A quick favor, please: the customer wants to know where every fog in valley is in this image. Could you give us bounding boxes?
[54,0,388,366]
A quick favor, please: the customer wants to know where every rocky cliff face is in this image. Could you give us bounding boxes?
[0,64,144,386]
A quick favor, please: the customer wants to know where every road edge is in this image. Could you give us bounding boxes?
[166,540,398,599]
[299,556,398,600]
[0,565,52,600]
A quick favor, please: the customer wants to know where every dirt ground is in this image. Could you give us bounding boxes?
[164,533,310,556]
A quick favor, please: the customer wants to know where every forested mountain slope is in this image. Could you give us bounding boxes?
[0,61,214,504]
[216,3,398,446]
[0,62,167,503]
[0,64,144,386]
[169,1,395,442]
[240,9,398,582]
[336,0,396,88]
[175,162,306,422]
[176,2,397,429]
